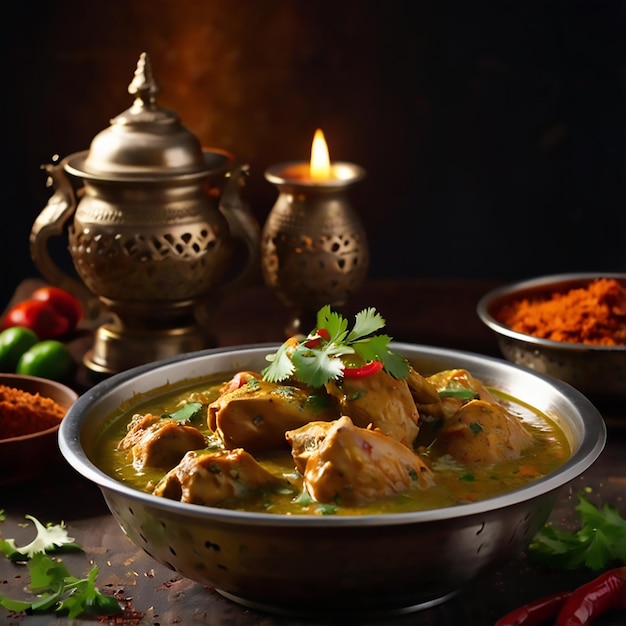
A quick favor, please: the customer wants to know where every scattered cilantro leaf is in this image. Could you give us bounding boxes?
[58,563,121,618]
[0,553,121,618]
[0,516,122,618]
[262,305,409,386]
[528,491,626,571]
[0,515,81,561]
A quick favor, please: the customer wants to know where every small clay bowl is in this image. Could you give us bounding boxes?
[477,273,626,404]
[0,373,78,487]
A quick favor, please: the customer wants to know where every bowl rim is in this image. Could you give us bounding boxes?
[477,272,626,351]
[58,342,607,528]
[0,373,78,444]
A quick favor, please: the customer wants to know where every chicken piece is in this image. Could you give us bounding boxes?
[118,413,161,450]
[326,369,419,446]
[208,378,339,452]
[117,413,206,470]
[153,448,289,506]
[285,420,334,474]
[435,399,534,465]
[287,416,434,506]
[426,368,497,419]
[406,366,442,415]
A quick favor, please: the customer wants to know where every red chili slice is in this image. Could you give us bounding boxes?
[304,328,331,348]
[343,360,383,378]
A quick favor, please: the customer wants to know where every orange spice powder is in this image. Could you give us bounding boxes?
[495,278,626,346]
[0,385,67,439]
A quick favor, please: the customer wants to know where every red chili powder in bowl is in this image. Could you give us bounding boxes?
[0,385,67,439]
[495,278,626,346]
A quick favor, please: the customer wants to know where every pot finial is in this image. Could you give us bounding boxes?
[128,52,161,106]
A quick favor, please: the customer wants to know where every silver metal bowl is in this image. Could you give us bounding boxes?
[477,273,626,404]
[58,343,606,618]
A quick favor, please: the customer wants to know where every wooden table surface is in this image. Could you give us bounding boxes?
[2,277,625,626]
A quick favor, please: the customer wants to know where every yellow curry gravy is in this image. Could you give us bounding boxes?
[94,372,571,516]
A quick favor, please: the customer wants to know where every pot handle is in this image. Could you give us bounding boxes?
[30,159,99,318]
[217,163,261,295]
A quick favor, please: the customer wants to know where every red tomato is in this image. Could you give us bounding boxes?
[1,300,70,339]
[31,286,83,330]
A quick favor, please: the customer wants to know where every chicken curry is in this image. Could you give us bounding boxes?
[94,307,571,516]
[94,363,570,516]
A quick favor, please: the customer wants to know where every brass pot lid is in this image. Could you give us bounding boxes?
[65,52,222,181]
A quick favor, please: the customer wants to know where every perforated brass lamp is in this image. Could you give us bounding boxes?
[261,130,368,335]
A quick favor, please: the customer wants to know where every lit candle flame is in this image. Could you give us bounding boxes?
[309,129,331,180]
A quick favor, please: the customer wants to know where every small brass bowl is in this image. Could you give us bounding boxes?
[477,273,626,403]
[0,374,78,487]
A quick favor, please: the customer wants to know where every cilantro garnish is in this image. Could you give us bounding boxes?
[0,514,122,618]
[438,388,479,400]
[262,305,410,387]
[528,491,626,571]
[162,401,203,423]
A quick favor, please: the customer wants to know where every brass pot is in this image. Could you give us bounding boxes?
[30,53,260,375]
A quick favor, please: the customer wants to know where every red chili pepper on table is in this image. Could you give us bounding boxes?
[495,567,626,626]
[556,566,626,626]
[495,590,572,626]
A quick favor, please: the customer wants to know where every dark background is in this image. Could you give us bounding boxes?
[3,0,625,309]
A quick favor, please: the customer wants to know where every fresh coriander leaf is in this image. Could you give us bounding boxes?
[314,503,339,515]
[0,595,32,612]
[379,347,411,379]
[162,401,203,423]
[316,305,348,341]
[0,510,5,521]
[438,388,479,400]
[294,490,314,506]
[528,492,626,571]
[58,565,120,618]
[262,305,409,387]
[262,339,297,382]
[0,519,122,619]
[291,347,345,388]
[352,334,390,362]
[28,551,71,593]
[0,515,82,561]
[2,552,122,618]
[348,307,385,341]
[353,334,410,379]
